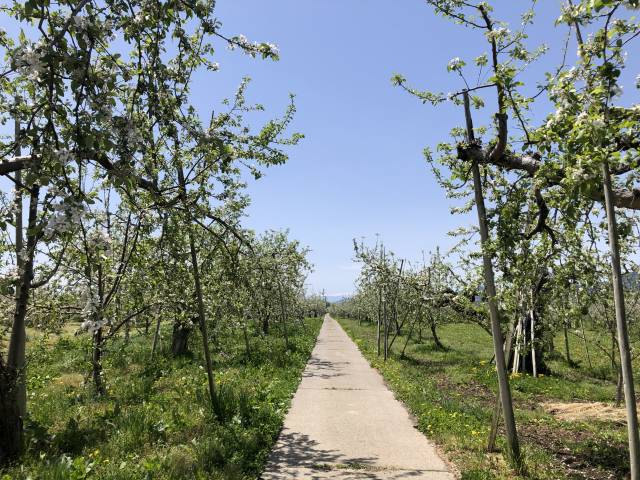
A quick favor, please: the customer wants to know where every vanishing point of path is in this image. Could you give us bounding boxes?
[261,315,455,479]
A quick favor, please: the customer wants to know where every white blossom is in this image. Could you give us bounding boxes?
[73,15,89,30]
[87,229,112,253]
[610,84,623,98]
[55,149,74,165]
[81,318,107,334]
[447,57,465,71]
[227,34,278,58]
[80,289,108,334]
[486,27,510,42]
[15,45,45,81]
[591,117,606,133]
[126,123,141,147]
[4,267,20,282]
[45,198,85,237]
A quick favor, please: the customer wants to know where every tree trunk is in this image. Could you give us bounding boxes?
[176,161,219,417]
[0,355,22,464]
[427,306,445,350]
[6,178,39,459]
[530,309,537,377]
[11,112,26,420]
[430,321,445,350]
[8,190,38,417]
[564,320,572,365]
[616,367,623,408]
[277,279,290,350]
[151,316,162,359]
[376,287,382,356]
[512,308,548,375]
[401,309,419,358]
[92,327,105,395]
[465,91,521,465]
[383,289,389,361]
[187,227,219,417]
[602,160,640,480]
[91,267,106,396]
[171,322,192,356]
[242,322,251,359]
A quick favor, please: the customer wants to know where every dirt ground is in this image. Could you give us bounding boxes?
[542,401,627,424]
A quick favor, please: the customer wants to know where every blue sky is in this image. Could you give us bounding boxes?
[7,1,637,296]
[196,1,589,296]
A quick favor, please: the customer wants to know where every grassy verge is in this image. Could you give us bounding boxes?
[1,318,322,480]
[337,318,629,480]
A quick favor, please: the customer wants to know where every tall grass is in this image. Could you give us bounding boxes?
[1,318,322,480]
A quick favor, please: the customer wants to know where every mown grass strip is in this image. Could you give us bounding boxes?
[338,318,629,480]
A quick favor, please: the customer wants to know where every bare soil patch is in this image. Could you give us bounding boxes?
[519,422,627,480]
[542,401,626,424]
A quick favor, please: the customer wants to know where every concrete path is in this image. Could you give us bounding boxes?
[261,315,455,479]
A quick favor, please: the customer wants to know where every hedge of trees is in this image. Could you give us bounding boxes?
[341,0,640,476]
[0,0,326,464]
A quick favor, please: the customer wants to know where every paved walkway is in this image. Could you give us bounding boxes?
[261,315,455,479]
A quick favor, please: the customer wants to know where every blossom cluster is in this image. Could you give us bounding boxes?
[45,198,85,237]
[87,229,112,253]
[486,27,510,42]
[447,57,465,72]
[3,266,21,282]
[14,44,45,81]
[80,289,108,334]
[227,34,279,59]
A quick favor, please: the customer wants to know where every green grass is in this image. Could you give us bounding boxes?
[338,318,630,480]
[1,318,322,480]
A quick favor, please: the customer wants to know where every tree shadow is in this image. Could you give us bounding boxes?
[398,353,463,373]
[302,356,348,380]
[264,431,374,469]
[261,431,431,479]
